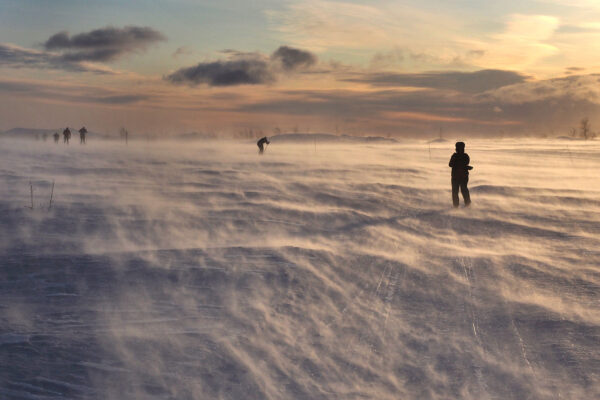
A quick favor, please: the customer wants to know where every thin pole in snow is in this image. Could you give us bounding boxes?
[48,180,55,210]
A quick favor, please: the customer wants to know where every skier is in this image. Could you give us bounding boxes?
[449,141,472,208]
[79,126,87,144]
[63,127,71,144]
[257,136,270,154]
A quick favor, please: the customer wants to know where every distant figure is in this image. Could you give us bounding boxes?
[449,141,472,208]
[257,136,270,154]
[53,132,60,143]
[63,127,71,144]
[119,127,129,145]
[79,126,87,144]
[42,133,48,142]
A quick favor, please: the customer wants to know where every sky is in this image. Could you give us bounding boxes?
[1,0,600,137]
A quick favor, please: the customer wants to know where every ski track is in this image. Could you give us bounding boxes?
[448,211,492,400]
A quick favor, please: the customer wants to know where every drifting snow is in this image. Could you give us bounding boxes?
[0,138,598,399]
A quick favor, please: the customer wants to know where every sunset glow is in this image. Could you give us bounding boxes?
[1,0,600,136]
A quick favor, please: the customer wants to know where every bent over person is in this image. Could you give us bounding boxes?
[257,136,270,154]
[449,141,472,208]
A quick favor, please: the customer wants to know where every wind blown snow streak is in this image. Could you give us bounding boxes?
[0,139,599,399]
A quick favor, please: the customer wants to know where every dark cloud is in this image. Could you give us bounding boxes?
[565,66,585,75]
[59,48,122,63]
[0,43,109,73]
[343,69,529,93]
[43,26,165,62]
[271,46,316,71]
[92,94,149,104]
[166,58,273,86]
[0,26,165,73]
[0,44,49,68]
[166,46,317,87]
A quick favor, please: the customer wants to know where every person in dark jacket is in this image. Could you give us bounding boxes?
[79,126,87,144]
[449,141,472,207]
[257,136,270,154]
[63,127,71,144]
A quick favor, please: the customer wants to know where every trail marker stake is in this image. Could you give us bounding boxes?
[48,180,55,210]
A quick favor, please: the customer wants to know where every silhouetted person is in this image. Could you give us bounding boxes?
[449,141,472,208]
[79,126,87,144]
[53,132,60,143]
[257,136,270,154]
[63,127,71,144]
[42,133,48,142]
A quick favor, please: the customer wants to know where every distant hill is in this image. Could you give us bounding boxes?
[172,131,219,140]
[269,133,397,144]
[427,138,449,144]
[1,127,111,140]
[555,136,583,141]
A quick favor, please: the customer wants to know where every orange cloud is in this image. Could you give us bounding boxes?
[382,111,521,126]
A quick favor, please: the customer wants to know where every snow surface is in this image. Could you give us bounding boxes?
[0,138,599,399]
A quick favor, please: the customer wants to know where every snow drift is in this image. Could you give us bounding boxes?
[0,138,598,399]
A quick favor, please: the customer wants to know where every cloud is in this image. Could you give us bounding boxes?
[166,58,273,86]
[172,46,192,58]
[271,46,316,71]
[538,0,600,9]
[266,1,403,51]
[482,74,600,104]
[232,72,600,134]
[236,89,478,119]
[166,46,317,87]
[0,43,52,68]
[564,66,585,75]
[43,26,166,62]
[0,26,164,75]
[93,94,149,104]
[343,69,529,93]
[265,0,482,70]
[556,24,600,34]
[0,78,150,105]
[368,48,487,71]
[463,14,561,71]
[0,43,111,73]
